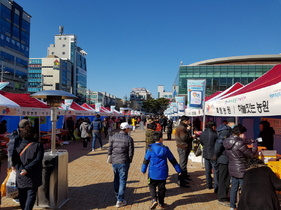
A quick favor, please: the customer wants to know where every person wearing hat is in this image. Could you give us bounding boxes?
[223,124,257,210]
[108,122,134,208]
[175,115,193,188]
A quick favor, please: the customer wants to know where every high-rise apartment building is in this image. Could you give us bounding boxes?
[28,56,72,93]
[0,0,31,92]
[47,27,87,102]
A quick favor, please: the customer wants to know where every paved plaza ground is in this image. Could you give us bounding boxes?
[0,127,231,210]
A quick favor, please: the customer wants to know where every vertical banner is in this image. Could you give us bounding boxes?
[187,79,206,109]
[95,103,101,112]
[110,105,115,113]
[171,102,178,114]
[175,96,185,114]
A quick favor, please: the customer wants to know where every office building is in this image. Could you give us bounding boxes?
[174,54,281,96]
[130,88,152,110]
[0,0,31,92]
[47,27,87,102]
[86,90,116,107]
[157,85,178,101]
[28,56,72,93]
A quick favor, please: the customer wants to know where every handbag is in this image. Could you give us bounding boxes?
[6,170,18,198]
[195,145,202,157]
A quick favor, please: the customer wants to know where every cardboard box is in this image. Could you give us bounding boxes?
[259,150,277,163]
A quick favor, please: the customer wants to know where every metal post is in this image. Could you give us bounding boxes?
[50,107,58,153]
[1,61,3,82]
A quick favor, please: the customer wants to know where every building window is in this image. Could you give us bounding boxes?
[62,52,65,55]
[62,44,65,47]
[52,52,54,55]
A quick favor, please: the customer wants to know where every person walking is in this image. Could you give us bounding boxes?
[145,123,156,150]
[175,115,193,188]
[166,119,173,140]
[12,125,44,210]
[131,117,137,132]
[7,119,31,204]
[213,118,235,207]
[89,114,103,151]
[80,118,91,150]
[64,117,76,141]
[108,122,134,208]
[223,124,257,210]
[200,121,219,192]
[141,131,182,209]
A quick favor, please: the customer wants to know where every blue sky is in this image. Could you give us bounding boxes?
[17,0,281,99]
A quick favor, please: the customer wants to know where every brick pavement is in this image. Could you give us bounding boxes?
[0,128,229,210]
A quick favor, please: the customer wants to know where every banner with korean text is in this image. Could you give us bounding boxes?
[187,79,206,109]
[205,82,281,117]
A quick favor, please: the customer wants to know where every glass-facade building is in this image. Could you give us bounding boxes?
[48,34,87,103]
[175,55,281,96]
[0,0,31,92]
[28,57,72,93]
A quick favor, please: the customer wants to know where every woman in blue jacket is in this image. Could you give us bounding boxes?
[141,132,181,209]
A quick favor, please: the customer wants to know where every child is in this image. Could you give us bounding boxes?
[141,132,182,209]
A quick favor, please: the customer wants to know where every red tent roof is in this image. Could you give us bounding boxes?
[81,103,95,110]
[69,101,89,111]
[88,104,95,109]
[205,91,222,102]
[224,64,281,99]
[0,91,50,108]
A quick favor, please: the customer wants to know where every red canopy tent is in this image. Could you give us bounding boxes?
[206,82,244,101]
[81,103,96,112]
[0,91,50,116]
[204,91,222,102]
[221,65,281,99]
[205,64,281,116]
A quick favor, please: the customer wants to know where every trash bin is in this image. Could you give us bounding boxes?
[35,150,68,209]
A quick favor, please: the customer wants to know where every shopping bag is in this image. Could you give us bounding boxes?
[1,168,11,197]
[195,145,202,157]
[6,170,18,198]
[107,155,112,164]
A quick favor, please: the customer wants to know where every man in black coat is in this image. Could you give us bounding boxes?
[200,121,219,192]
[213,118,235,207]
[175,116,193,188]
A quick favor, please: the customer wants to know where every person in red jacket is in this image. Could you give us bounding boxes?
[154,119,162,132]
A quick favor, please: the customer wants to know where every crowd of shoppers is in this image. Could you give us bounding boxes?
[2,114,278,210]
